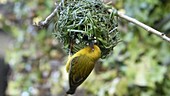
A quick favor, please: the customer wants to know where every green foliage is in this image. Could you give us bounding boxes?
[100,0,170,95]
[2,0,170,96]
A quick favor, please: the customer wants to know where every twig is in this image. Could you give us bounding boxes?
[36,2,62,28]
[116,11,170,43]
[37,0,66,28]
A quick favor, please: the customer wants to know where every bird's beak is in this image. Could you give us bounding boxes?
[89,42,94,51]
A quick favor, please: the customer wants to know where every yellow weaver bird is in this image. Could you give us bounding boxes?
[66,44,101,95]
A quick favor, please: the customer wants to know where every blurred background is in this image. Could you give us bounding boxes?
[0,0,170,96]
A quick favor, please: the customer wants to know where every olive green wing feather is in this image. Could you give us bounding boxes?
[68,55,95,90]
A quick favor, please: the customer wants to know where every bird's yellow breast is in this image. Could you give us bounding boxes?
[66,45,101,72]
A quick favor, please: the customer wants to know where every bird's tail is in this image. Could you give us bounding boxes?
[66,87,76,95]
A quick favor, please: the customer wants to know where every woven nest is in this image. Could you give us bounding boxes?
[55,0,119,58]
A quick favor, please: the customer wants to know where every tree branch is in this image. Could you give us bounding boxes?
[36,1,62,28]
[36,2,170,43]
[38,7,58,27]
[117,11,170,43]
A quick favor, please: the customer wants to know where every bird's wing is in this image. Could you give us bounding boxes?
[69,55,95,88]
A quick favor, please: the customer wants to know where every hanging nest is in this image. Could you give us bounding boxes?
[54,0,119,58]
